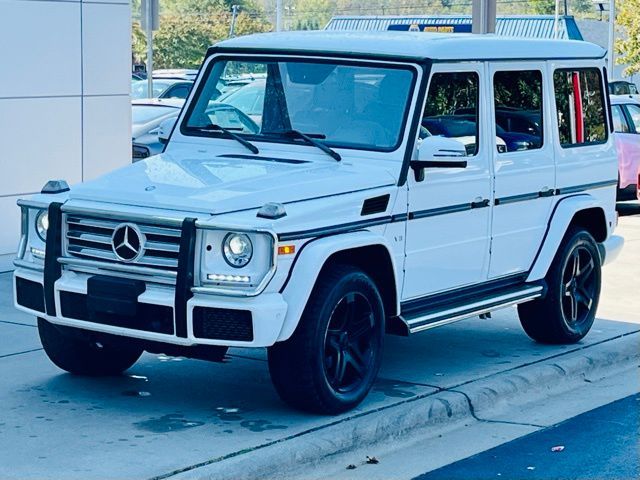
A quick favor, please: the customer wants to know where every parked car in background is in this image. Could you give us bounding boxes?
[611,95,640,200]
[218,73,267,94]
[131,79,194,100]
[216,78,266,125]
[609,80,640,101]
[152,69,199,81]
[131,99,184,160]
[422,116,507,154]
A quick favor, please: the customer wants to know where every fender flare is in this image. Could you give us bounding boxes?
[276,230,400,342]
[526,194,605,282]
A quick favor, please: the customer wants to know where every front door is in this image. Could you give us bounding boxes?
[487,63,555,278]
[402,63,492,300]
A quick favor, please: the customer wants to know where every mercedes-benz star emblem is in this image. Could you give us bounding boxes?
[111,223,145,262]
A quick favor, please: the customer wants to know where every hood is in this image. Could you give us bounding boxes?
[69,152,396,215]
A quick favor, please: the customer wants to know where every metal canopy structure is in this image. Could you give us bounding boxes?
[324,15,585,41]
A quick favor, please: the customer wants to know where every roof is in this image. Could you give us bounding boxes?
[214,31,605,62]
[610,95,640,105]
[131,98,185,108]
[325,14,584,40]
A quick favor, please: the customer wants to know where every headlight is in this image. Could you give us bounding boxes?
[35,210,49,242]
[222,233,253,268]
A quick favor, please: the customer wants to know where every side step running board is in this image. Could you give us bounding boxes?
[397,285,544,335]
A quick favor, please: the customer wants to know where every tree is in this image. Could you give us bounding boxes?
[616,0,640,76]
[133,0,271,70]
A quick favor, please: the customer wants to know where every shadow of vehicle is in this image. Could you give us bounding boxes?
[616,201,640,217]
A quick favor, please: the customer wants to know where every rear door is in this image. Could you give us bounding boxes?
[488,62,555,278]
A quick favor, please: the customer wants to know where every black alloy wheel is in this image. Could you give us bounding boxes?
[324,292,377,394]
[518,227,602,344]
[268,264,385,414]
[561,245,597,326]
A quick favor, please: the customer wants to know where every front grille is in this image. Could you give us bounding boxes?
[192,307,254,342]
[64,214,181,271]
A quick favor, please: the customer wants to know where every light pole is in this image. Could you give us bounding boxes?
[229,5,239,37]
[471,0,496,34]
[276,0,283,31]
[593,0,616,75]
[608,0,615,74]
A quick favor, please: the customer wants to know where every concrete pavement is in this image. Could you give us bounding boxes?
[0,214,638,480]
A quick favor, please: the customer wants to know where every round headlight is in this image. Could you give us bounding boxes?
[35,210,49,242]
[222,233,253,268]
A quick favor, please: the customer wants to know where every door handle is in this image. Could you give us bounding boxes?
[471,198,490,208]
[539,187,555,197]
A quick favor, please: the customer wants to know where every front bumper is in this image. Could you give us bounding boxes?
[599,235,624,266]
[13,268,288,347]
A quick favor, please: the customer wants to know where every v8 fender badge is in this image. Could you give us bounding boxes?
[145,185,156,192]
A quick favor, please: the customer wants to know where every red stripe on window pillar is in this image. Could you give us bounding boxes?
[572,71,584,143]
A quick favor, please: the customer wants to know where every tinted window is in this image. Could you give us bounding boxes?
[493,70,543,152]
[164,84,191,99]
[612,105,630,133]
[625,104,640,132]
[131,79,173,99]
[553,69,607,147]
[423,72,479,156]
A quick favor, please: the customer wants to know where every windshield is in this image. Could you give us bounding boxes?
[132,105,178,124]
[182,58,416,151]
[131,79,174,99]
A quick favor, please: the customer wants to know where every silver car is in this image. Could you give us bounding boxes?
[131,99,184,161]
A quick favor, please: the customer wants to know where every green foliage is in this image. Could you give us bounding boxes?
[134,0,271,70]
[494,71,542,110]
[528,0,555,15]
[616,0,640,76]
[424,72,478,117]
[152,15,226,69]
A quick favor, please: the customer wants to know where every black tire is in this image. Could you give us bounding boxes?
[268,264,385,414]
[38,318,143,375]
[518,227,601,344]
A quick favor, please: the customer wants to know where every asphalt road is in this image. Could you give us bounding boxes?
[415,394,640,480]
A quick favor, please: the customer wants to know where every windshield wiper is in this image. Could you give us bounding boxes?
[195,123,259,154]
[268,130,341,162]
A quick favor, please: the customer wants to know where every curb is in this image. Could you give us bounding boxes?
[159,331,640,480]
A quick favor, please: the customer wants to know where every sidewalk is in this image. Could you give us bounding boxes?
[0,215,638,480]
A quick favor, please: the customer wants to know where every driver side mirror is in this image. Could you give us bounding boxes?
[158,117,177,145]
[410,136,467,182]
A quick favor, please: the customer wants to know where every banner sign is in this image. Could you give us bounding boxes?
[388,23,473,33]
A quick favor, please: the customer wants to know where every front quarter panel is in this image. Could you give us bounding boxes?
[276,230,400,342]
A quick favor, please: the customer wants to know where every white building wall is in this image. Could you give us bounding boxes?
[0,0,131,272]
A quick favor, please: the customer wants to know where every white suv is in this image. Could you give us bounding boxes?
[13,32,623,413]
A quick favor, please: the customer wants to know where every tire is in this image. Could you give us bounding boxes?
[38,318,143,375]
[268,264,385,414]
[518,227,601,344]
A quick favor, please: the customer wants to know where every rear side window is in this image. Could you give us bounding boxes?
[612,105,630,133]
[423,72,480,156]
[493,70,543,152]
[625,104,640,132]
[553,69,607,147]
